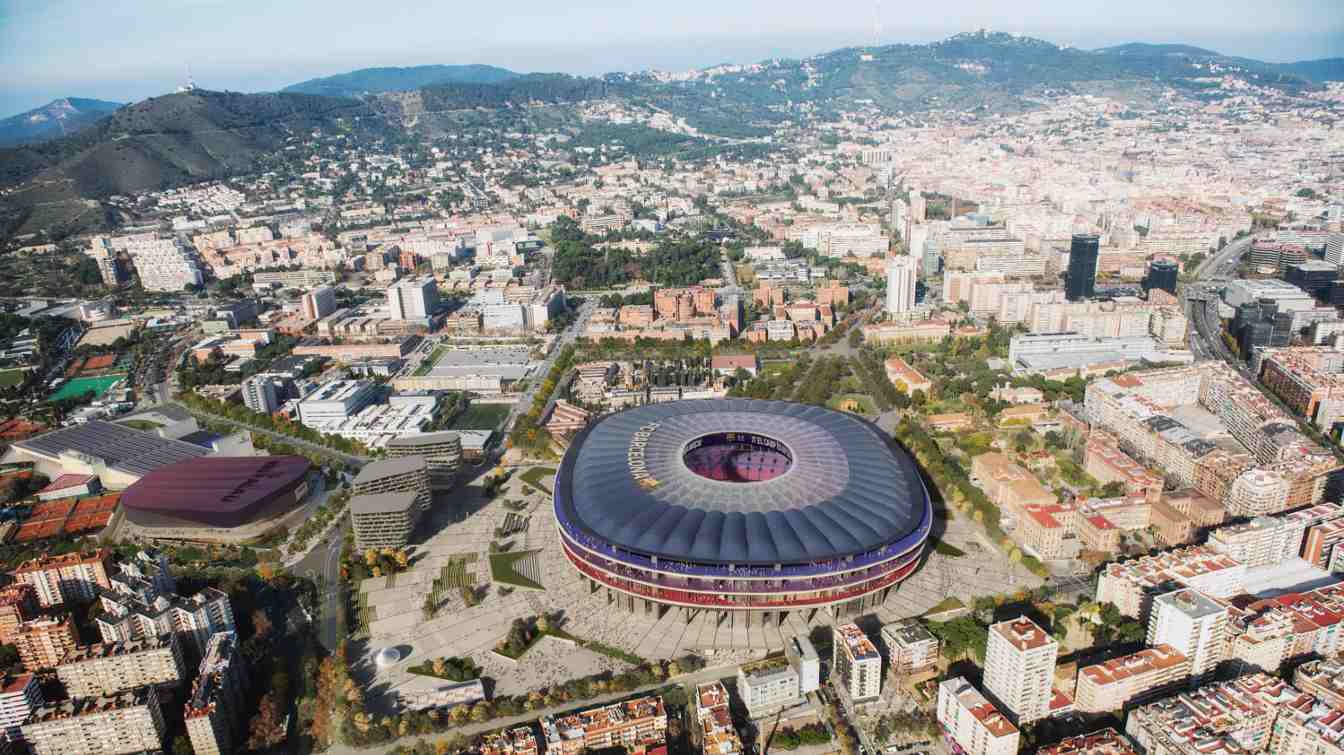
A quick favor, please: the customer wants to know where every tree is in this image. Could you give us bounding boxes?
[172,735,194,755]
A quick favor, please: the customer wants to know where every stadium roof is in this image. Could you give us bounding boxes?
[14,420,207,477]
[120,456,310,526]
[557,400,929,565]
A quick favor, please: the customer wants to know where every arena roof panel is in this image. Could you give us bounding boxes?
[556,399,929,565]
[120,456,310,527]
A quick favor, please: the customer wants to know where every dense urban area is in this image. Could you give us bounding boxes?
[0,25,1340,755]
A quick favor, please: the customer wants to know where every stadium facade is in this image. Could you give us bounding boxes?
[554,400,931,625]
[120,456,311,543]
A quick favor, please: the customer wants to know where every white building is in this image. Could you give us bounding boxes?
[937,677,1019,755]
[302,286,337,320]
[387,277,439,321]
[125,238,203,292]
[1146,589,1228,679]
[983,616,1057,724]
[0,673,42,741]
[241,376,280,415]
[296,380,380,427]
[885,255,918,316]
[833,623,882,702]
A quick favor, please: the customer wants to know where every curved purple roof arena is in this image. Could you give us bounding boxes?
[121,456,311,528]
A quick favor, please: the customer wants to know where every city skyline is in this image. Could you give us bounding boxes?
[1,0,1341,116]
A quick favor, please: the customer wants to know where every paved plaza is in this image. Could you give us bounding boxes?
[355,465,1041,710]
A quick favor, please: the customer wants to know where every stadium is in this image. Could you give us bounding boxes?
[554,399,932,625]
[120,455,312,543]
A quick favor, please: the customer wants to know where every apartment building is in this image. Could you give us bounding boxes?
[23,685,167,755]
[351,456,431,512]
[252,269,337,289]
[1294,659,1344,708]
[541,695,666,755]
[184,632,246,755]
[11,550,113,607]
[350,491,423,551]
[1036,728,1137,755]
[695,682,744,755]
[301,285,337,320]
[1146,589,1228,679]
[1207,503,1343,567]
[1073,645,1190,713]
[385,431,462,490]
[12,615,78,670]
[1124,673,1334,755]
[241,375,281,415]
[1095,546,1244,619]
[96,586,235,655]
[881,619,941,677]
[481,726,540,755]
[56,634,186,698]
[0,584,38,643]
[0,673,42,741]
[833,623,882,702]
[936,677,1020,755]
[126,238,202,292]
[984,617,1057,724]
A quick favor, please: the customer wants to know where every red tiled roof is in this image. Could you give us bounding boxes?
[38,474,96,495]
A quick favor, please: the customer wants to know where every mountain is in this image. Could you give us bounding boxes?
[1274,58,1344,82]
[283,64,519,97]
[0,89,381,238]
[1095,43,1223,57]
[0,98,122,147]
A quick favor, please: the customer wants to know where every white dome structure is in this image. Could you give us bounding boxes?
[375,647,401,669]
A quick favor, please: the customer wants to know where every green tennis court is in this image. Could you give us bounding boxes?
[50,374,125,402]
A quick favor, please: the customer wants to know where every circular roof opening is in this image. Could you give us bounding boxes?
[374,647,401,668]
[682,431,793,483]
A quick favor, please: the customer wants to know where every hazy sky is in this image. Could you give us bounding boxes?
[2,0,1341,117]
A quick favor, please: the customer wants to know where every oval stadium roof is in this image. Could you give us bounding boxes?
[556,399,929,565]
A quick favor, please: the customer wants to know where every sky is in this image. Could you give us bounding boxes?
[1,0,1341,117]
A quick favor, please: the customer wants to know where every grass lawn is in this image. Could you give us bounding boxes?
[413,346,447,377]
[933,540,967,558]
[0,369,25,387]
[519,467,556,494]
[448,402,511,431]
[489,550,544,591]
[827,393,878,416]
[923,596,965,616]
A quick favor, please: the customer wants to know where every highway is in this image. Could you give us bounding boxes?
[501,297,598,438]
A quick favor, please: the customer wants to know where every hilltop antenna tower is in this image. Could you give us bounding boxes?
[177,63,197,93]
[861,0,880,61]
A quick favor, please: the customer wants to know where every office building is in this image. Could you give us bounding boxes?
[1146,589,1228,679]
[10,550,112,607]
[1073,645,1190,713]
[1144,259,1179,295]
[351,491,423,551]
[352,456,431,512]
[387,277,440,321]
[184,632,246,755]
[882,618,942,677]
[301,285,337,320]
[1326,233,1344,267]
[56,634,186,698]
[241,375,280,415]
[0,673,41,741]
[885,255,918,315]
[252,269,337,289]
[22,685,166,755]
[833,623,882,702]
[1065,233,1100,301]
[385,431,462,490]
[12,615,78,670]
[296,380,380,427]
[984,616,1057,724]
[736,657,801,720]
[541,695,666,755]
[936,677,1019,755]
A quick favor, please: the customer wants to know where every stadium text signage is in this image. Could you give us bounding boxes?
[628,422,661,481]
